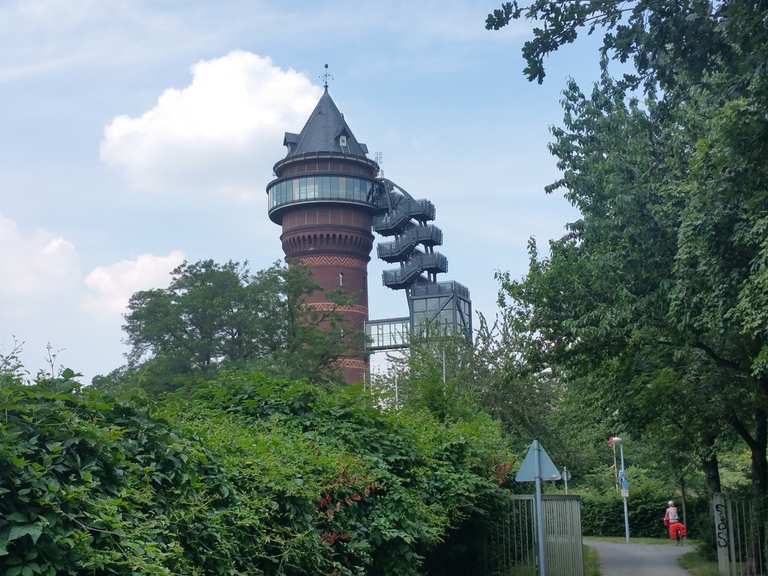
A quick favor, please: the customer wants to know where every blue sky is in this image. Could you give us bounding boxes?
[0,0,603,381]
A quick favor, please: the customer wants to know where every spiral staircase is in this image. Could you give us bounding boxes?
[365,178,472,352]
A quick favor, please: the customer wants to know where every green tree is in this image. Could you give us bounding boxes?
[488,0,768,502]
[119,260,351,388]
[0,337,25,387]
[374,313,562,458]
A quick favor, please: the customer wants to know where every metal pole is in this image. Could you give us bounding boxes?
[442,348,446,384]
[394,376,399,407]
[619,444,630,543]
[679,476,688,530]
[535,440,547,576]
[563,467,569,495]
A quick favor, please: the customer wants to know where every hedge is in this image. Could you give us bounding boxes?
[580,488,709,539]
[0,371,514,576]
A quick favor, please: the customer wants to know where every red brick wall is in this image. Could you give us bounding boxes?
[280,204,372,384]
[272,151,379,384]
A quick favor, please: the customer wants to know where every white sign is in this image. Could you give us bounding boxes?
[515,440,560,576]
[516,441,561,482]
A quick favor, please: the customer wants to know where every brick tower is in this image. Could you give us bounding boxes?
[267,88,378,383]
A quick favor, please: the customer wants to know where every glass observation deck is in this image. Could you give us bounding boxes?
[365,317,410,351]
[267,175,374,219]
[409,281,472,340]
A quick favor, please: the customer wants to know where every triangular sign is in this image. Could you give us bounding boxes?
[515,440,562,482]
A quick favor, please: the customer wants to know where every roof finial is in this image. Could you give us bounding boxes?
[321,63,333,91]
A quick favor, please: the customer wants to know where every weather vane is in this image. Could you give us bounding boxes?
[321,63,333,91]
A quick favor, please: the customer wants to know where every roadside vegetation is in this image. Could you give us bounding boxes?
[0,370,512,575]
[678,550,719,576]
[583,545,601,576]
[487,0,768,551]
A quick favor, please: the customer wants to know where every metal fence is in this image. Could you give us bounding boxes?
[543,495,584,575]
[712,493,766,576]
[483,495,583,576]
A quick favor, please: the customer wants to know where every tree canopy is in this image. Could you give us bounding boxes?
[488,0,768,501]
[104,260,354,391]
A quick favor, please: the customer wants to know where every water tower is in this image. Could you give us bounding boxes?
[267,85,471,384]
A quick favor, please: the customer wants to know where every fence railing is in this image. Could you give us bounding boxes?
[712,493,766,576]
[543,495,584,575]
[483,495,583,576]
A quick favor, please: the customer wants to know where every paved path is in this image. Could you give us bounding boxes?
[585,539,693,576]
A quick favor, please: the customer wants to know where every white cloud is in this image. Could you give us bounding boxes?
[0,213,80,306]
[100,51,321,200]
[83,250,185,317]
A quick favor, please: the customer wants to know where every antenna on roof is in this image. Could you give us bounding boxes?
[321,64,333,91]
[374,152,384,177]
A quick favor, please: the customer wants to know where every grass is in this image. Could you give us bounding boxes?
[584,544,601,576]
[678,550,719,576]
[586,535,700,546]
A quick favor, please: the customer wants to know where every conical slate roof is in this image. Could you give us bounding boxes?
[283,90,368,158]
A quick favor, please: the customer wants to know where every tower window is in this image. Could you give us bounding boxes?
[339,135,347,147]
[338,272,344,287]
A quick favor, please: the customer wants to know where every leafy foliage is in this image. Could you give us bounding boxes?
[485,0,763,92]
[376,315,560,455]
[114,260,354,391]
[488,0,768,506]
[0,371,513,575]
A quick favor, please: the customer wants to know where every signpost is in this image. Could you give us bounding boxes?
[609,436,630,543]
[516,440,561,576]
[562,467,571,495]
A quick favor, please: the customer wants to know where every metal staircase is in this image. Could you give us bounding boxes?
[377,223,443,262]
[372,197,435,235]
[382,252,448,289]
[366,178,472,350]
[371,179,447,288]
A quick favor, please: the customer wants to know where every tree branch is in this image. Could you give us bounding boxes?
[727,412,757,450]
[693,340,743,372]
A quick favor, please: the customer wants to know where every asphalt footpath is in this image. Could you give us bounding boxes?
[585,539,693,576]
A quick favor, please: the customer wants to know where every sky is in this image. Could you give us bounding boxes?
[0,0,604,382]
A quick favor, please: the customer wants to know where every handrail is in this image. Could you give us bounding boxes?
[373,198,436,235]
[382,253,448,289]
[377,225,443,262]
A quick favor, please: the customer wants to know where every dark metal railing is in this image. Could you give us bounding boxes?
[373,198,436,235]
[377,224,443,262]
[382,253,448,289]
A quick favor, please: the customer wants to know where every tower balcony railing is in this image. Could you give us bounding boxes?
[377,224,443,262]
[373,198,436,235]
[382,252,448,289]
[267,175,375,221]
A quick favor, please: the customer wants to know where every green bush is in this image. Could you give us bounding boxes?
[0,371,513,575]
[0,382,234,575]
[580,483,709,539]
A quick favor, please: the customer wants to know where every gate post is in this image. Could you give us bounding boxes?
[711,493,732,576]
